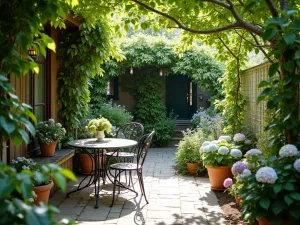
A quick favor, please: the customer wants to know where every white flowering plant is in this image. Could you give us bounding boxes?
[236,144,300,224]
[87,117,112,134]
[231,133,253,154]
[200,137,243,167]
[35,119,66,144]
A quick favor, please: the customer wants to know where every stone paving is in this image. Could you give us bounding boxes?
[50,148,227,225]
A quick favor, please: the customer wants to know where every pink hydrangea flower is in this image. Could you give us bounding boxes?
[223,178,233,188]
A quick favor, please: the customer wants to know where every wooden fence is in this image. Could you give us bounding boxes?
[241,62,270,134]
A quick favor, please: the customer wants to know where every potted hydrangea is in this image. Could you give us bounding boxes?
[232,133,252,153]
[11,157,53,205]
[87,117,112,141]
[35,119,66,156]
[200,136,243,190]
[235,144,300,225]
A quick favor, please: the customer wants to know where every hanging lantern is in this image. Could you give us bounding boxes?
[130,66,133,74]
[28,47,37,59]
[159,68,163,76]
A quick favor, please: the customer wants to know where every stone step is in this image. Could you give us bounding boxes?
[173,130,184,138]
[168,137,182,147]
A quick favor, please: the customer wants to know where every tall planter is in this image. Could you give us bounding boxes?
[205,165,232,190]
[39,141,58,157]
[32,181,54,205]
[78,153,104,174]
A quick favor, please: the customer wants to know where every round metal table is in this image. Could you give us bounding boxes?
[67,138,137,208]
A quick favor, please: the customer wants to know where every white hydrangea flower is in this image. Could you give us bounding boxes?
[233,133,246,142]
[211,140,219,145]
[199,146,204,153]
[32,191,37,198]
[48,118,55,123]
[202,141,211,147]
[230,149,243,158]
[255,166,278,184]
[245,149,262,157]
[29,198,34,202]
[57,123,62,127]
[22,165,30,170]
[244,139,252,145]
[241,169,251,178]
[203,145,210,153]
[279,144,298,157]
[207,144,218,152]
[218,146,229,155]
[218,135,231,142]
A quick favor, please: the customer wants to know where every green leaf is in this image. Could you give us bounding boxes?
[60,169,77,181]
[259,197,270,209]
[290,192,300,200]
[16,32,30,50]
[284,183,294,191]
[258,80,270,88]
[283,61,294,72]
[263,28,277,41]
[269,62,279,77]
[295,51,300,60]
[272,201,285,215]
[273,184,282,194]
[0,116,15,134]
[283,33,296,45]
[53,173,67,192]
[0,178,14,198]
[284,195,293,206]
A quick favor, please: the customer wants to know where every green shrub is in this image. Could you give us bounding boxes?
[98,101,133,128]
[174,129,209,175]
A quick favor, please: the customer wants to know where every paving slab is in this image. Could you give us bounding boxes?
[50,147,227,225]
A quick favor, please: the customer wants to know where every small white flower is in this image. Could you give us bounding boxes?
[233,133,246,142]
[57,123,62,127]
[32,191,37,198]
[202,141,211,147]
[218,135,231,142]
[255,166,278,184]
[218,146,229,155]
[22,165,30,170]
[230,149,243,158]
[279,144,298,158]
[241,169,251,178]
[29,198,34,202]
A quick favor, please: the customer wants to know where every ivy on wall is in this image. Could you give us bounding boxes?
[57,21,122,136]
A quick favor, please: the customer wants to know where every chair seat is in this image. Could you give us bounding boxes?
[105,152,135,158]
[110,163,141,170]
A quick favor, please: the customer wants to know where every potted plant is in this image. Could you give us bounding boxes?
[235,144,300,225]
[35,119,66,156]
[174,129,206,175]
[12,157,52,205]
[87,117,112,141]
[200,136,243,190]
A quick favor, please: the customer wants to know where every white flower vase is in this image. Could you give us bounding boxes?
[96,131,105,141]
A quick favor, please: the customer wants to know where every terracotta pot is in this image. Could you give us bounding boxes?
[205,165,232,190]
[256,217,288,225]
[186,162,200,175]
[96,131,105,141]
[79,153,104,174]
[32,181,54,205]
[39,141,58,157]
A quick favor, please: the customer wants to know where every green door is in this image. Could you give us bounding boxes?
[166,75,194,119]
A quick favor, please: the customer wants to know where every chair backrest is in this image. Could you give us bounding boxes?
[136,131,155,167]
[116,122,144,141]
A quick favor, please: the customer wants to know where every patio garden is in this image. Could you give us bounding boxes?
[1,0,300,225]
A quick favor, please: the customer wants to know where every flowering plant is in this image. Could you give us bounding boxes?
[235,144,300,224]
[11,157,51,186]
[36,119,66,144]
[87,117,112,134]
[231,133,252,154]
[200,136,243,167]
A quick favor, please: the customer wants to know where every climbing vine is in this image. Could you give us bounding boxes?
[57,21,122,136]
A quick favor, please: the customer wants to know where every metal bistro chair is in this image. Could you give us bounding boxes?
[109,131,155,207]
[105,122,144,184]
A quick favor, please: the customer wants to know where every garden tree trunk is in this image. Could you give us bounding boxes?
[280,50,299,144]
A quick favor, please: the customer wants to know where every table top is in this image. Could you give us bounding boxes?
[68,138,137,149]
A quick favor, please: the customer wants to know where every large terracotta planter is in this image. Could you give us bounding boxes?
[32,181,54,205]
[256,217,288,225]
[79,153,104,174]
[186,162,200,175]
[39,141,58,157]
[205,165,232,190]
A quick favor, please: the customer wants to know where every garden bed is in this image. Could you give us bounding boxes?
[214,191,258,225]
